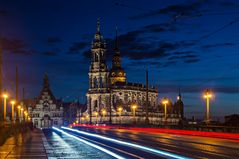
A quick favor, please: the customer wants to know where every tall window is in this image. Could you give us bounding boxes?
[93,77,98,88]
[99,77,103,88]
[95,53,99,62]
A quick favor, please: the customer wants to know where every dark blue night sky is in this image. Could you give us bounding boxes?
[0,0,239,119]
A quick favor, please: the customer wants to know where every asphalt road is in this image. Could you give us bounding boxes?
[60,127,239,159]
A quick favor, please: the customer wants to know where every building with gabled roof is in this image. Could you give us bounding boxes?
[28,74,63,129]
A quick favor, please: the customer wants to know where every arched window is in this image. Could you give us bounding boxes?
[99,77,103,88]
[94,100,98,111]
[93,77,98,88]
[95,53,99,62]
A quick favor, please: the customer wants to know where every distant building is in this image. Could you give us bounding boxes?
[85,20,182,125]
[28,74,63,129]
[225,114,239,126]
[62,101,87,126]
[173,91,184,120]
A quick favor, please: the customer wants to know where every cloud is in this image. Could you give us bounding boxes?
[201,42,235,49]
[129,0,206,20]
[43,51,58,56]
[46,37,61,44]
[0,37,36,55]
[167,53,199,64]
[67,42,89,54]
[184,58,200,63]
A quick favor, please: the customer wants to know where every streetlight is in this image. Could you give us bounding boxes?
[20,108,24,122]
[117,106,123,124]
[101,109,106,122]
[203,89,213,124]
[2,92,8,121]
[24,111,28,121]
[162,98,169,120]
[10,100,15,122]
[81,117,85,123]
[17,105,21,121]
[94,112,98,124]
[86,115,89,123]
[131,104,137,123]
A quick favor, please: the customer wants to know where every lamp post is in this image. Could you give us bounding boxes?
[86,115,89,123]
[2,92,8,121]
[131,104,137,124]
[117,106,123,124]
[17,105,21,122]
[162,98,169,120]
[94,112,98,124]
[81,117,85,124]
[24,111,28,121]
[20,108,23,122]
[10,100,15,122]
[101,109,106,123]
[203,89,213,124]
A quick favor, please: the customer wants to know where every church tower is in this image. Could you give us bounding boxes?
[89,19,109,90]
[174,89,184,119]
[110,27,126,85]
[87,19,110,121]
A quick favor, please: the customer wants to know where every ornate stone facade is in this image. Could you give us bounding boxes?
[85,20,183,125]
[28,74,63,129]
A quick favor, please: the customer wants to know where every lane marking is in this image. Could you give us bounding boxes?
[62,126,191,159]
[52,127,125,159]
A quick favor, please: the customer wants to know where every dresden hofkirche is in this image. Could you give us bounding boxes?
[85,20,183,125]
[28,74,64,129]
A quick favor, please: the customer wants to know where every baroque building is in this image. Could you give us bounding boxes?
[28,74,63,129]
[85,20,182,125]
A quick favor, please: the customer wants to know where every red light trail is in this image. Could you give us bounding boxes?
[70,124,239,141]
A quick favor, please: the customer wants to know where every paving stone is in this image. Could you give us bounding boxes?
[0,129,47,159]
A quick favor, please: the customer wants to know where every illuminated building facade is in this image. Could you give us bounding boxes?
[86,20,182,125]
[28,74,63,128]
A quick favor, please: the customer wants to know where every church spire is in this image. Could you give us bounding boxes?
[114,26,119,52]
[112,27,122,68]
[177,88,182,101]
[43,73,49,90]
[97,18,100,33]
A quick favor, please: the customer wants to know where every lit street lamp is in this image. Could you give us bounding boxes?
[162,98,169,120]
[203,89,213,124]
[24,111,28,121]
[20,108,24,122]
[131,104,137,123]
[81,117,85,123]
[94,112,98,124]
[86,115,89,123]
[101,109,106,118]
[117,106,123,124]
[10,100,15,122]
[2,92,8,121]
[17,105,21,121]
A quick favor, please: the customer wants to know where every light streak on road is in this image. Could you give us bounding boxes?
[61,126,191,159]
[71,124,239,140]
[52,127,125,159]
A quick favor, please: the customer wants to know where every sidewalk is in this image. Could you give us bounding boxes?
[0,129,47,159]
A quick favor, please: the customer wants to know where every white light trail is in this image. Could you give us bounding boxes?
[52,127,125,159]
[61,126,191,159]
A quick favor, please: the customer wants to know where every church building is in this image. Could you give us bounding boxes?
[85,20,182,125]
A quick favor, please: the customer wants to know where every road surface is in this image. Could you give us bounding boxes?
[54,126,239,159]
[43,129,112,159]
